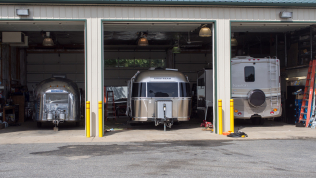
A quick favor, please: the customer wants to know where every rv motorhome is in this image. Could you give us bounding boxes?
[231,56,282,124]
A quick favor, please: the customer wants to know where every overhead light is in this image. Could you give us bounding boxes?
[172,46,181,54]
[16,9,29,16]
[199,25,212,37]
[231,33,238,46]
[279,11,293,19]
[43,32,54,46]
[138,32,148,46]
[138,38,148,46]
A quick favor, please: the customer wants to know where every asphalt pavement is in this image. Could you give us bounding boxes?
[1,139,315,177]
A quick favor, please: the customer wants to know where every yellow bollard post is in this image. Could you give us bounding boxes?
[86,101,90,138]
[218,99,223,135]
[98,101,103,137]
[230,99,234,133]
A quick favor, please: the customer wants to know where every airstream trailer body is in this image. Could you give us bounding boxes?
[127,68,191,128]
[33,77,81,127]
[231,56,281,123]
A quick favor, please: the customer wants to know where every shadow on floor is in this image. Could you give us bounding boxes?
[0,120,85,134]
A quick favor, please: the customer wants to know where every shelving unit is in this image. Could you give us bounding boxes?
[294,26,316,65]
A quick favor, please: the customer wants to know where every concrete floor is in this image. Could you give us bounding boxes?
[1,139,316,177]
[1,116,316,144]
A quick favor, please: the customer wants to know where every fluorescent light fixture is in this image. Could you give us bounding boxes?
[16,9,29,16]
[279,11,293,19]
[199,26,212,37]
[43,32,54,46]
[285,76,306,81]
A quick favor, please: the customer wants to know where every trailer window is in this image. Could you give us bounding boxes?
[180,83,191,97]
[147,83,178,97]
[245,66,255,82]
[132,83,146,97]
[46,93,69,103]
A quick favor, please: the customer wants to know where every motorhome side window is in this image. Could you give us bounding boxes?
[147,82,178,97]
[132,83,146,97]
[244,66,255,82]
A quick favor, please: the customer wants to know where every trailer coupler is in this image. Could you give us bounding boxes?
[155,118,173,131]
[52,119,64,131]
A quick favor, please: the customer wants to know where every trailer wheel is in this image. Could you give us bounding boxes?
[37,122,42,128]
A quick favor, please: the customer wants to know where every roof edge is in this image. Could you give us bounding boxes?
[0,1,316,7]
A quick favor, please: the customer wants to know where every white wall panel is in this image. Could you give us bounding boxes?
[0,5,315,22]
[216,19,231,132]
[26,53,85,91]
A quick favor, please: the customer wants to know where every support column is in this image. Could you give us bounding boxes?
[86,18,103,137]
[215,19,231,132]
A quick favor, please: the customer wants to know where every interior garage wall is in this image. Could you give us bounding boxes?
[26,52,85,90]
[1,45,22,97]
[175,53,212,84]
[104,51,166,86]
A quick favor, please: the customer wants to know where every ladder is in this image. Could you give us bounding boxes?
[269,57,279,109]
[298,60,316,127]
[106,91,117,121]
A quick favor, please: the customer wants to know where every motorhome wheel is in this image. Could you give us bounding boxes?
[247,89,266,107]
[251,116,265,125]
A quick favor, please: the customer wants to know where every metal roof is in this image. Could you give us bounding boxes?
[0,0,316,7]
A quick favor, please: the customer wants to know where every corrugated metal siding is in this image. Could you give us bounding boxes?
[0,0,315,6]
[1,6,316,21]
[216,19,231,132]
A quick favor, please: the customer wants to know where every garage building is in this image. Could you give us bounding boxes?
[0,0,315,137]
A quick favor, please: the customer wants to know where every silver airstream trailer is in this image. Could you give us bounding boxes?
[33,77,81,128]
[126,68,191,130]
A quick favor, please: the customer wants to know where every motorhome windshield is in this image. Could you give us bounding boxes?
[132,82,146,97]
[46,93,69,103]
[245,66,255,82]
[147,82,178,97]
[179,83,191,97]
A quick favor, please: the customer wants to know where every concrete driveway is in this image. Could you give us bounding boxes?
[1,117,316,144]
